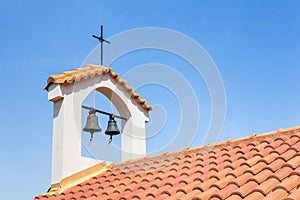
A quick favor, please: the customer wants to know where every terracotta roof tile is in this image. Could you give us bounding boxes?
[225,194,243,200]
[264,187,289,200]
[45,64,151,111]
[243,191,265,200]
[285,185,300,199]
[213,183,239,199]
[35,126,300,200]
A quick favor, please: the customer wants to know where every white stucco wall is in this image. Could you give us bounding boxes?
[48,74,149,184]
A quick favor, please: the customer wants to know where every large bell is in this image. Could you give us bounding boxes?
[105,116,120,142]
[83,109,102,133]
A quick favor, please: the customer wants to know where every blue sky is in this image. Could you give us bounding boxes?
[0,1,299,199]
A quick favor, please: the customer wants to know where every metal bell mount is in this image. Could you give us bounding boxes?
[82,105,127,144]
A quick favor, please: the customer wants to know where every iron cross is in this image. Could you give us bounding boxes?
[92,25,111,65]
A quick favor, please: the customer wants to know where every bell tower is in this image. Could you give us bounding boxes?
[45,64,151,190]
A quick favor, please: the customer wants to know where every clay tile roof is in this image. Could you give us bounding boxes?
[45,64,151,111]
[35,126,300,200]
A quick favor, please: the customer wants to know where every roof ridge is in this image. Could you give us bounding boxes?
[112,126,300,167]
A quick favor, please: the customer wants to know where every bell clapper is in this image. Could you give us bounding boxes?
[88,132,94,147]
[108,135,113,144]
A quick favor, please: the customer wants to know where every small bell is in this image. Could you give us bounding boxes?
[105,115,120,143]
[83,109,102,143]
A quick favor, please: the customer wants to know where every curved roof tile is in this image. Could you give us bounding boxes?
[45,64,152,111]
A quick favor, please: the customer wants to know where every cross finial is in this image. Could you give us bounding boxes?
[92,25,111,65]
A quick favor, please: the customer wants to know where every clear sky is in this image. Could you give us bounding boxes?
[0,1,299,199]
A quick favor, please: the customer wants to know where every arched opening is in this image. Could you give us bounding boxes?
[81,86,131,162]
